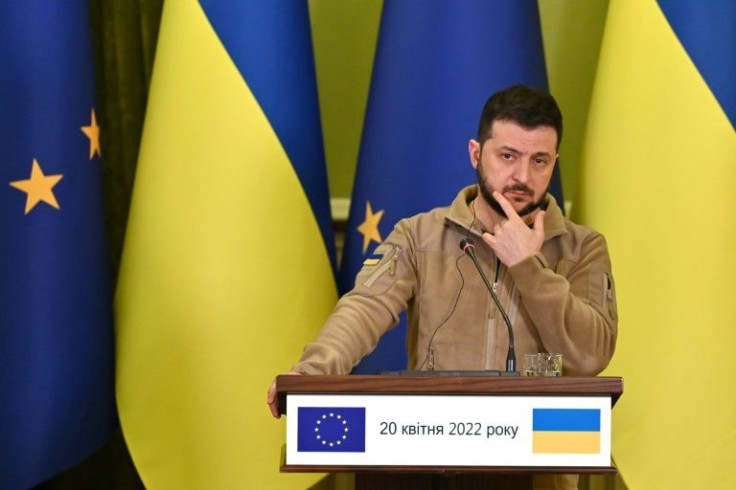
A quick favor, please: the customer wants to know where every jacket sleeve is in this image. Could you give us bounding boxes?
[507,232,618,376]
[291,221,417,375]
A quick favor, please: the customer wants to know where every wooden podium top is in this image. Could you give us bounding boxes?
[276,375,623,416]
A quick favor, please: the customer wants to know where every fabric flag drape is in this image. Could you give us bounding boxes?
[341,0,559,374]
[0,2,116,489]
[576,1,736,488]
[115,1,336,488]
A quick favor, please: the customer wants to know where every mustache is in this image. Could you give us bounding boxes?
[502,184,533,196]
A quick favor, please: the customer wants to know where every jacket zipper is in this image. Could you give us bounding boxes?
[487,258,517,370]
[486,258,503,369]
[492,257,501,293]
[603,273,613,316]
[363,246,401,288]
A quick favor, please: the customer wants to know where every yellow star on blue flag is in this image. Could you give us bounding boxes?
[9,159,63,214]
[80,108,101,159]
[357,201,383,253]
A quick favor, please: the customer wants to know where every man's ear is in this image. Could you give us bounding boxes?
[468,139,481,169]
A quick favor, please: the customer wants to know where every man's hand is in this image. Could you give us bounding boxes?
[267,372,302,418]
[482,191,545,267]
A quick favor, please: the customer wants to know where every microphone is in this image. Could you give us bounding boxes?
[459,238,517,373]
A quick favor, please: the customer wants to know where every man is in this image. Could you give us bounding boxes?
[268,85,618,489]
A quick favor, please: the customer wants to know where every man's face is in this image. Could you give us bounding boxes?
[469,119,558,219]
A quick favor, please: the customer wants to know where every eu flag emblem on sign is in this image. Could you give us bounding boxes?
[297,407,366,452]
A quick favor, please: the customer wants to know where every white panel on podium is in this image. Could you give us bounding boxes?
[285,393,611,468]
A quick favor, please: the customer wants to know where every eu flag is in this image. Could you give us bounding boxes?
[297,407,366,453]
[0,2,115,489]
[340,0,556,373]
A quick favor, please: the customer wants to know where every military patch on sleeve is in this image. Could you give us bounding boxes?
[354,243,405,292]
[359,244,392,274]
[362,255,382,267]
[360,253,383,271]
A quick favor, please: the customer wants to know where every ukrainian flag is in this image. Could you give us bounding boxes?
[115,1,336,488]
[577,1,735,488]
[532,409,601,454]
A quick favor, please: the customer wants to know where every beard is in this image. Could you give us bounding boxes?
[476,162,548,219]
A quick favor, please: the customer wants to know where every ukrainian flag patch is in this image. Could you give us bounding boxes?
[362,253,383,267]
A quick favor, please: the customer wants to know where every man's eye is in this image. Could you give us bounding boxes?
[502,153,513,160]
[533,158,547,166]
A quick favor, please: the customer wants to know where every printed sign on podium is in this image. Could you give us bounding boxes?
[287,394,610,467]
[277,375,623,475]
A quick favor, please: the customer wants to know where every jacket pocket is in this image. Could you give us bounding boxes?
[602,272,617,322]
[358,245,402,290]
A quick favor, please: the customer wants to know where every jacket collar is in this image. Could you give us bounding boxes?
[446,185,567,241]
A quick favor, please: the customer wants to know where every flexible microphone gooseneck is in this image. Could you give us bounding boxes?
[459,238,517,373]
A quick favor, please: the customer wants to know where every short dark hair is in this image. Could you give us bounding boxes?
[477,85,563,149]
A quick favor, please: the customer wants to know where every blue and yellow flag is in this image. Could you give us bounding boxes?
[0,2,115,488]
[341,0,558,373]
[532,409,601,455]
[115,1,336,488]
[577,2,736,488]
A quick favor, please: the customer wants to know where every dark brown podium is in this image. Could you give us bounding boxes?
[276,375,623,490]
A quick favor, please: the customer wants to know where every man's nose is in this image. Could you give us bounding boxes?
[511,161,530,183]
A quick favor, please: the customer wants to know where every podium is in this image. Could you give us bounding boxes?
[276,375,623,489]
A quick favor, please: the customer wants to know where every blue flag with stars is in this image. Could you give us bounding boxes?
[340,0,560,373]
[297,407,366,452]
[0,2,116,488]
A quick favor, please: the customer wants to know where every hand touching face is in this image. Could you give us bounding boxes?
[482,191,545,267]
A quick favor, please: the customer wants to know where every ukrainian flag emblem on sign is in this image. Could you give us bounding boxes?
[532,409,601,454]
